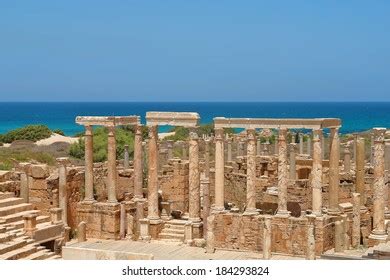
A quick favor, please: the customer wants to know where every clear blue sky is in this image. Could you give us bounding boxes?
[0,1,389,102]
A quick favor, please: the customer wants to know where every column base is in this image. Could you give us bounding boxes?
[368,232,388,246]
[188,217,202,223]
[211,205,225,214]
[311,210,323,217]
[243,208,259,215]
[327,208,341,216]
[81,199,96,205]
[276,210,290,217]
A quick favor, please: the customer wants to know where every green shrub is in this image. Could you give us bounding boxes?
[164,123,235,141]
[52,129,65,136]
[0,149,55,170]
[69,127,134,162]
[0,125,52,143]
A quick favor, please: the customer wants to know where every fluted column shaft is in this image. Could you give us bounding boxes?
[371,128,386,236]
[107,126,117,203]
[204,139,210,179]
[246,129,257,213]
[214,128,225,211]
[147,125,159,220]
[289,143,297,180]
[277,128,289,216]
[343,146,351,173]
[328,127,340,213]
[299,134,304,154]
[311,129,322,216]
[189,128,200,221]
[58,160,68,225]
[356,138,365,206]
[134,125,143,199]
[84,125,94,201]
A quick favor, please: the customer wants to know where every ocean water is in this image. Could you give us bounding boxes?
[0,102,389,136]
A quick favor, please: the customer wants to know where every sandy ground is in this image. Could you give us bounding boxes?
[158,132,175,139]
[35,133,79,146]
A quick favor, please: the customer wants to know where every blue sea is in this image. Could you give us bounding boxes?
[0,102,389,136]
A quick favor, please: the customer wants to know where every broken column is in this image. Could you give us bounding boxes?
[263,216,272,260]
[77,221,87,242]
[204,137,211,179]
[188,128,201,222]
[328,127,340,214]
[57,157,69,226]
[245,129,257,214]
[134,124,143,199]
[299,133,304,154]
[120,203,126,239]
[257,138,262,155]
[166,140,174,160]
[277,128,290,217]
[147,125,159,220]
[356,138,366,207]
[289,143,297,180]
[50,208,62,224]
[352,193,361,248]
[107,125,118,203]
[23,213,38,238]
[311,129,323,216]
[343,145,351,173]
[334,220,344,253]
[123,144,130,169]
[20,171,29,203]
[227,137,232,162]
[84,125,95,202]
[306,134,312,156]
[202,178,210,236]
[369,128,387,242]
[214,128,225,212]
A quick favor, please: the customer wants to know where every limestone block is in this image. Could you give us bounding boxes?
[30,164,50,179]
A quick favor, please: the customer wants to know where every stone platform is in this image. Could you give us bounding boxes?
[62,239,303,260]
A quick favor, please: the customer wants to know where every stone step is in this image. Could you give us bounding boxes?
[22,248,52,260]
[46,254,61,260]
[0,210,40,224]
[0,203,34,217]
[161,228,185,235]
[0,244,39,260]
[0,238,27,255]
[0,197,24,208]
[166,219,188,226]
[165,224,185,230]
[10,215,50,230]
[158,233,185,241]
[0,232,16,243]
[0,226,6,234]
[0,192,14,200]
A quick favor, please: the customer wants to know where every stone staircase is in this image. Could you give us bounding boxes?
[363,241,390,260]
[0,192,61,260]
[158,219,187,243]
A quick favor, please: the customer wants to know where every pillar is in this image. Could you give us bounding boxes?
[123,144,130,169]
[356,138,366,207]
[353,133,358,161]
[77,221,87,242]
[328,127,340,214]
[369,128,387,241]
[311,129,323,216]
[214,128,225,211]
[50,208,62,224]
[166,140,174,160]
[134,125,143,199]
[147,125,159,220]
[274,138,278,155]
[299,133,304,154]
[307,134,312,156]
[352,193,361,248]
[206,215,215,253]
[257,138,262,155]
[263,216,272,259]
[245,129,257,214]
[306,214,316,260]
[189,128,201,222]
[20,172,29,203]
[321,133,325,159]
[84,125,94,202]
[182,141,187,159]
[202,178,210,237]
[23,213,38,238]
[343,145,351,173]
[57,157,69,226]
[227,138,232,162]
[334,220,344,253]
[107,125,117,203]
[204,138,211,179]
[120,203,126,239]
[289,143,297,180]
[385,141,390,172]
[277,128,289,216]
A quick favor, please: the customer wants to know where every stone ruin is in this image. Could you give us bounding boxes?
[1,112,390,259]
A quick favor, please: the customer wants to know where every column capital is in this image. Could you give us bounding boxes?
[289,143,297,152]
[372,127,386,143]
[135,124,143,135]
[56,157,70,166]
[85,125,93,136]
[189,127,199,140]
[246,129,256,141]
[214,128,224,141]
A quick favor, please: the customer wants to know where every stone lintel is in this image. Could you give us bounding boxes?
[75,116,140,126]
[146,111,200,127]
[213,117,341,130]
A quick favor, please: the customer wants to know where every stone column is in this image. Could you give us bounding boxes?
[245,129,257,214]
[107,125,118,203]
[277,128,289,216]
[204,138,211,179]
[189,128,201,222]
[356,138,366,207]
[369,128,387,241]
[289,143,297,180]
[257,138,262,155]
[299,133,304,154]
[214,128,225,211]
[343,145,351,173]
[166,140,174,160]
[123,144,130,169]
[227,138,232,162]
[57,157,69,226]
[134,125,143,199]
[84,125,95,202]
[328,127,340,214]
[352,193,361,248]
[182,141,187,159]
[321,133,326,159]
[147,125,159,220]
[311,129,323,216]
[238,141,245,157]
[307,134,312,156]
[201,178,210,237]
[120,203,126,239]
[353,133,358,161]
[306,214,316,260]
[274,138,278,155]
[23,213,38,238]
[263,216,272,259]
[77,221,87,242]
[385,141,390,172]
[370,134,374,166]
[334,220,344,253]
[50,208,62,224]
[263,140,270,156]
[20,172,29,203]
